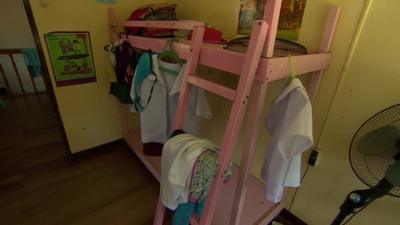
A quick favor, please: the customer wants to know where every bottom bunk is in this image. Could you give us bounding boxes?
[123,128,284,225]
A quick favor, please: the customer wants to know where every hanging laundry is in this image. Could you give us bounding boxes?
[261,78,313,203]
[114,41,138,86]
[130,53,212,145]
[188,150,219,203]
[126,3,177,37]
[172,200,205,225]
[21,48,42,78]
[131,51,156,112]
[104,41,118,83]
[160,133,218,210]
[163,131,232,224]
[107,40,139,104]
[171,150,218,225]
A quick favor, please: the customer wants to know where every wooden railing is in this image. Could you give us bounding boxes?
[0,48,41,96]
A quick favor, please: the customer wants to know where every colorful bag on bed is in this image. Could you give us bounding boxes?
[125,3,177,37]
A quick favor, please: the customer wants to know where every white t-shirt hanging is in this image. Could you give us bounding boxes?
[130,54,212,143]
[261,78,313,203]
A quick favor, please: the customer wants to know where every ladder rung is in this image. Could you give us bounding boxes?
[186,75,236,101]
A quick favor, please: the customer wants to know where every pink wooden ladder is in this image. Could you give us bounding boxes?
[153,20,270,225]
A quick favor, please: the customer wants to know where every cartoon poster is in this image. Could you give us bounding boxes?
[238,0,307,40]
[45,32,96,87]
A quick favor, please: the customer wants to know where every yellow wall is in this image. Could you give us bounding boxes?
[29,0,165,153]
[0,0,35,48]
[294,0,400,224]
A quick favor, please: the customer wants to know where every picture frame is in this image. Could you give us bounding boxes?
[238,0,307,40]
[45,31,96,87]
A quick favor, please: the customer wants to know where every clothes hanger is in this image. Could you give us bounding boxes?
[104,32,127,52]
[288,54,296,81]
[158,39,181,63]
[158,39,183,75]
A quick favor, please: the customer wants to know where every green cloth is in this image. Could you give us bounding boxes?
[133,52,155,111]
[110,82,132,104]
[21,48,42,78]
[172,200,205,225]
[189,150,218,202]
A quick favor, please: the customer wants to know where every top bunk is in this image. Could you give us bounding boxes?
[108,5,340,84]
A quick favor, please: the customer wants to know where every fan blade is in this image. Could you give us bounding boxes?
[357,125,399,156]
[385,160,400,186]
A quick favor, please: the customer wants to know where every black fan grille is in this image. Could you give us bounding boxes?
[349,104,400,197]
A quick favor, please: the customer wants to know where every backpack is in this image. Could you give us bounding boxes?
[125,3,177,37]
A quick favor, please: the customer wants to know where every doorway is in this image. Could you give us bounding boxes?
[0,0,69,167]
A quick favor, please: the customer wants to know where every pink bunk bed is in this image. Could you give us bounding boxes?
[108,0,340,225]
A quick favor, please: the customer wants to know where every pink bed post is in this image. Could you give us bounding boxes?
[199,20,269,225]
[173,25,206,129]
[308,6,341,104]
[153,25,205,225]
[229,1,283,225]
[109,7,130,135]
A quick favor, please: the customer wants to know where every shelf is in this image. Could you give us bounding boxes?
[123,128,284,225]
[111,20,205,31]
[123,129,161,181]
[126,35,332,83]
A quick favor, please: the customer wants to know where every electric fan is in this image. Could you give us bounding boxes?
[331,104,400,225]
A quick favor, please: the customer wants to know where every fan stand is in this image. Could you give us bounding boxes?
[331,142,400,225]
[331,178,394,225]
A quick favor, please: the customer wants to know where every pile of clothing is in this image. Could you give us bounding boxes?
[161,130,222,225]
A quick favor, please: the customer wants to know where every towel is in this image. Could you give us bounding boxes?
[21,48,42,78]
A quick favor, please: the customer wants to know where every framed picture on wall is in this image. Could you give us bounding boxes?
[238,0,307,40]
[45,31,96,87]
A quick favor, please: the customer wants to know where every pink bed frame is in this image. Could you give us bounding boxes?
[109,1,340,224]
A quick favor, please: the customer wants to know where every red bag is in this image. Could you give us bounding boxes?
[126,3,177,37]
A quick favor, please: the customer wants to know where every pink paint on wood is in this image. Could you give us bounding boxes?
[124,129,161,181]
[108,7,119,42]
[255,202,285,225]
[186,75,236,101]
[127,35,334,82]
[199,44,245,75]
[262,0,282,57]
[258,53,332,82]
[229,82,269,225]
[213,166,284,225]
[122,128,284,225]
[199,20,269,225]
[120,20,205,31]
[308,6,341,104]
[173,26,205,130]
[127,36,333,84]
[153,25,205,225]
[128,36,191,59]
[153,197,165,225]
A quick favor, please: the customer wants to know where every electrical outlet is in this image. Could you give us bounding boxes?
[308,149,319,166]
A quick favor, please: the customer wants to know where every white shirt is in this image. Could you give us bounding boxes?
[161,133,218,210]
[130,55,212,143]
[261,78,313,203]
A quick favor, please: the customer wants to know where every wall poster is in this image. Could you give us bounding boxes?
[238,0,307,40]
[45,32,96,87]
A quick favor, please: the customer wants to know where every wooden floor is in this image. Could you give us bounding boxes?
[0,94,160,225]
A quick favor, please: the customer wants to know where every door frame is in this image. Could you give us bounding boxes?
[22,0,71,155]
